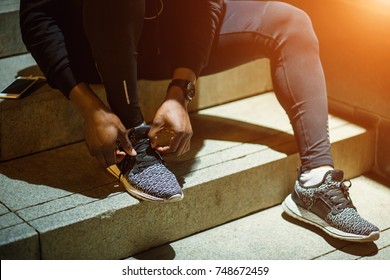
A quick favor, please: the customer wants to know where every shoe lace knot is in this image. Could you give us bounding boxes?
[323,179,355,214]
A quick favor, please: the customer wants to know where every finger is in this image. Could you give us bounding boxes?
[155,145,171,154]
[102,145,117,166]
[182,138,191,155]
[118,132,136,156]
[177,135,191,156]
[115,150,127,162]
[156,129,174,147]
[165,133,184,155]
[150,135,159,149]
[148,124,163,148]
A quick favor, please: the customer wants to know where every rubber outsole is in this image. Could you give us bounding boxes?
[282,194,379,242]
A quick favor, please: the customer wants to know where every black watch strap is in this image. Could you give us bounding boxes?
[168,79,196,101]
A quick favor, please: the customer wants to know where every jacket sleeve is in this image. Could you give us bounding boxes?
[19,0,78,98]
[171,0,225,77]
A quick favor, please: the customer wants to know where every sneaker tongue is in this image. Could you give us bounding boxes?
[331,170,344,182]
[129,125,151,145]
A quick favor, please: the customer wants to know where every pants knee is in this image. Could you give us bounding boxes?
[266,2,319,49]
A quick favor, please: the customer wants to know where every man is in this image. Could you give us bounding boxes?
[20,0,379,242]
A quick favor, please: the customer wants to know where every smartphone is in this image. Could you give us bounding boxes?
[0,76,43,99]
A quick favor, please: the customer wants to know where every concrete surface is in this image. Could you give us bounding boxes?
[0,0,26,57]
[129,174,390,260]
[0,93,378,259]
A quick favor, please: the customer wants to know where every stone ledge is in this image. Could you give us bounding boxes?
[0,0,26,58]
[129,175,390,260]
[329,97,390,181]
[0,54,271,161]
[0,93,375,259]
[0,223,40,260]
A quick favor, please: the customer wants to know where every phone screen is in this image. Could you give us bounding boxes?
[0,77,39,99]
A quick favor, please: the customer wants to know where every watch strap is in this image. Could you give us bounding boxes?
[168,79,195,101]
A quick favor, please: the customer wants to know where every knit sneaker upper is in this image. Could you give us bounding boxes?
[118,125,183,201]
[292,170,379,236]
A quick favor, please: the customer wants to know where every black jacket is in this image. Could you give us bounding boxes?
[19,0,225,98]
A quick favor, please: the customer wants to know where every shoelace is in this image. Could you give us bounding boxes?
[118,137,164,182]
[321,180,355,214]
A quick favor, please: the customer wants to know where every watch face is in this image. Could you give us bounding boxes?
[169,79,196,101]
[185,81,196,99]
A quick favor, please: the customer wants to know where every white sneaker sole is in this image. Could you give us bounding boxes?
[107,164,183,203]
[282,194,379,242]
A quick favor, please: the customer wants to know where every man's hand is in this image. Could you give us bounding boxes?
[70,83,135,167]
[149,86,193,156]
[83,109,134,166]
[149,68,196,156]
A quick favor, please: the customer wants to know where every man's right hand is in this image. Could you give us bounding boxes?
[70,83,135,167]
[83,109,135,166]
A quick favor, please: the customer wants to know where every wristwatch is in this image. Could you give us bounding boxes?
[168,79,196,101]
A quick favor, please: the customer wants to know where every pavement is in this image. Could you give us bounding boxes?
[128,174,390,260]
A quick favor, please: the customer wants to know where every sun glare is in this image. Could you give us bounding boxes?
[345,0,390,14]
[370,0,390,5]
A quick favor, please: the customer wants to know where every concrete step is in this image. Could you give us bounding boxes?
[0,92,375,259]
[0,0,27,58]
[0,53,271,161]
[128,174,390,260]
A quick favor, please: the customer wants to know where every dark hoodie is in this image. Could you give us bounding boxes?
[19,0,225,98]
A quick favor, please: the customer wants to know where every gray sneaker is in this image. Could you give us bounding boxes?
[108,125,183,202]
[282,169,380,242]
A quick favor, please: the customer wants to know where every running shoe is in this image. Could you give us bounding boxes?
[107,125,183,202]
[282,169,380,242]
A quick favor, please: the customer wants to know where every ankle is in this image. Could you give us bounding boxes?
[300,166,333,187]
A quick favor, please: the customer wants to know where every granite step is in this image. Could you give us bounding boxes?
[128,174,390,260]
[0,52,271,161]
[0,92,375,259]
[0,0,26,58]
